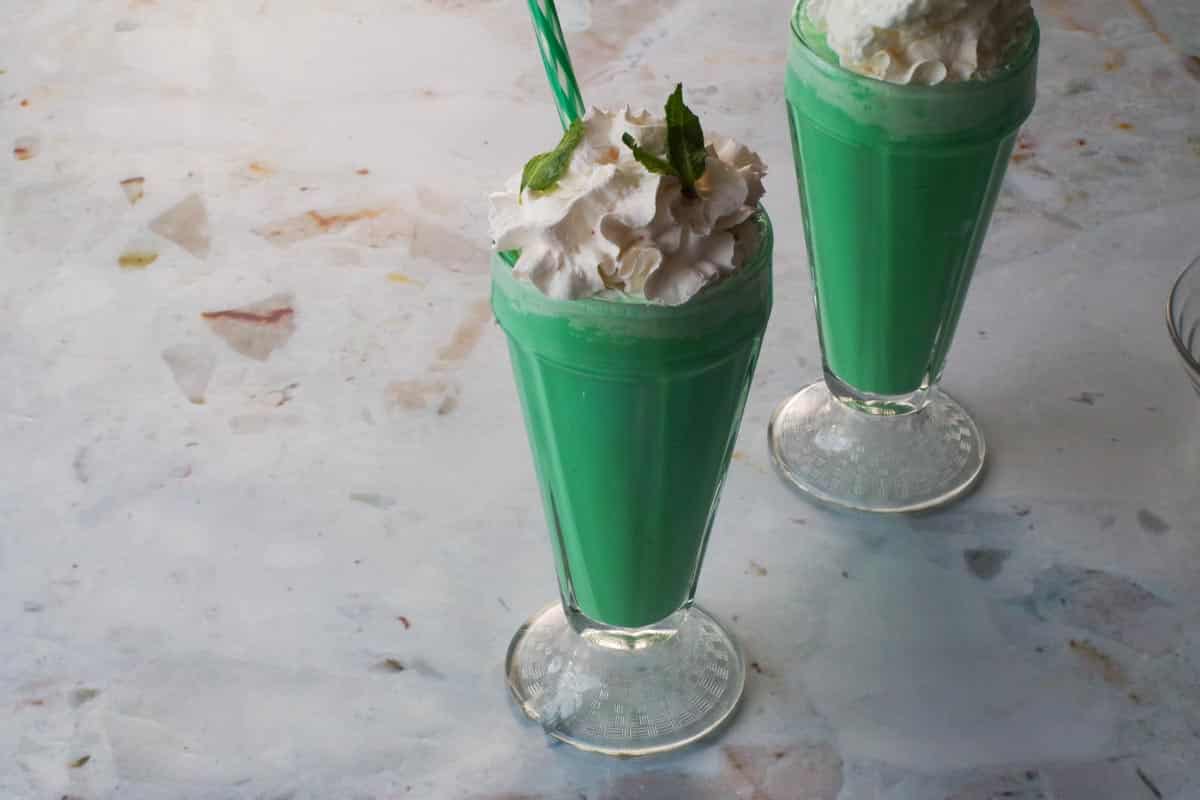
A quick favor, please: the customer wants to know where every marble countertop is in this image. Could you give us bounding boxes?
[3,0,1200,797]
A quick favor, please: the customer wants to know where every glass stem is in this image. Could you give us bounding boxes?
[824,366,934,416]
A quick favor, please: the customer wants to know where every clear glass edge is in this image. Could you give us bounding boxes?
[1167,255,1200,377]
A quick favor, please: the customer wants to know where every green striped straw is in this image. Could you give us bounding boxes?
[526,0,586,130]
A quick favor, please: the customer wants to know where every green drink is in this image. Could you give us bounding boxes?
[490,76,771,754]
[788,8,1037,396]
[496,215,772,755]
[493,221,771,628]
[769,0,1038,512]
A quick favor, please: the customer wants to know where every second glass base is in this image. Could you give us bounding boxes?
[504,603,745,757]
[768,381,986,513]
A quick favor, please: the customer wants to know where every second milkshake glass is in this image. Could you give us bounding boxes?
[771,2,1039,512]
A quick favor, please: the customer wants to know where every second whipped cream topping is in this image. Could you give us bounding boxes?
[489,107,766,306]
[805,0,1034,85]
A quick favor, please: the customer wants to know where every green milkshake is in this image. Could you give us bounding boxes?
[770,0,1038,513]
[786,1,1037,397]
[492,224,771,627]
[492,90,770,755]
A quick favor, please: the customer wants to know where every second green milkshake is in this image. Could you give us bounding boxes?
[771,0,1038,512]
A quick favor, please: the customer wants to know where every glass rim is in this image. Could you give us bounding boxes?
[1167,255,1200,376]
[493,206,774,319]
[789,0,1040,96]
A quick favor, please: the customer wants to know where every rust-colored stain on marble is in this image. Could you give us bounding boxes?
[434,299,492,366]
[247,160,275,177]
[397,615,411,630]
[1115,120,1136,132]
[355,167,370,175]
[201,293,296,361]
[1069,639,1128,687]
[18,98,29,108]
[389,300,489,414]
[1126,0,1170,45]
[203,307,293,325]
[1104,48,1127,72]
[310,208,383,229]
[120,176,145,204]
[388,379,459,414]
[13,135,38,160]
[254,197,483,269]
[118,249,158,269]
[150,193,210,258]
[1011,131,1037,163]
[254,207,386,246]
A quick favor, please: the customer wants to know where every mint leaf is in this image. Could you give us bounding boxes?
[621,133,675,176]
[520,119,586,197]
[665,83,707,198]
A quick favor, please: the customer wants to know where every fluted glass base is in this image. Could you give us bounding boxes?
[768,381,986,513]
[505,603,745,757]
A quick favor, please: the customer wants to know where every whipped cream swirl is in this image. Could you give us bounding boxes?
[805,0,1034,85]
[488,108,766,306]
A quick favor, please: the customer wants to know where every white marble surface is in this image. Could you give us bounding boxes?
[2,0,1200,798]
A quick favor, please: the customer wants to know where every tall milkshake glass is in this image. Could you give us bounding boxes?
[771,1,1038,512]
[494,215,773,755]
